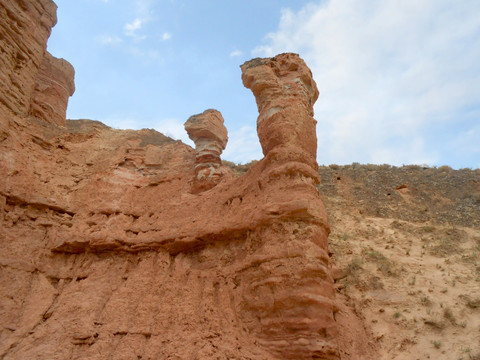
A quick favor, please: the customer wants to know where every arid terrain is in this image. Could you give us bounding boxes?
[1,0,479,359]
[322,164,480,360]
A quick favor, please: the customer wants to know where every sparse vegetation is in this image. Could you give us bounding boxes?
[348,257,363,272]
[318,164,480,227]
[443,307,456,324]
[318,164,480,358]
[421,296,432,307]
[362,247,400,276]
[222,159,258,176]
[421,225,435,233]
[469,352,480,360]
[460,294,480,309]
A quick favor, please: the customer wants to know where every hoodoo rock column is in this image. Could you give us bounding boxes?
[184,109,231,192]
[238,53,339,359]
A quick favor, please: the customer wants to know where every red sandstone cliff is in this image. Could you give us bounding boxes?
[0,1,376,359]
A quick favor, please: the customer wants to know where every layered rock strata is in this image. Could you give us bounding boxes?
[238,54,338,359]
[0,1,376,358]
[29,51,75,126]
[0,0,58,117]
[184,109,231,192]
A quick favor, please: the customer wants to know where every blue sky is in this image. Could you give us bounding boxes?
[48,0,480,169]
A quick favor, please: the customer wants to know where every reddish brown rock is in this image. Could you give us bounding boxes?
[239,53,338,359]
[0,0,58,117]
[0,2,376,359]
[241,53,319,166]
[29,51,75,126]
[184,109,232,192]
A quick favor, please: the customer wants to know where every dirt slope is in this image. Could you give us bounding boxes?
[320,164,480,360]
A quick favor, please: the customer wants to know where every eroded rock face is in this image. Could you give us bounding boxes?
[238,54,339,359]
[29,51,75,126]
[0,3,376,359]
[184,109,231,192]
[241,53,319,164]
[0,0,58,117]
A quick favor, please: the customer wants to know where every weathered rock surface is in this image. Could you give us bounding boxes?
[0,0,58,117]
[29,51,75,126]
[241,54,319,164]
[239,54,338,359]
[184,109,232,192]
[0,2,376,359]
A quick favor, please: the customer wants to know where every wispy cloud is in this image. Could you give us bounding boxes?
[229,49,243,58]
[253,0,480,167]
[153,118,193,146]
[223,126,263,164]
[124,18,148,40]
[123,0,157,40]
[162,32,172,41]
[96,34,123,45]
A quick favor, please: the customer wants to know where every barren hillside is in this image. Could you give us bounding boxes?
[321,165,479,359]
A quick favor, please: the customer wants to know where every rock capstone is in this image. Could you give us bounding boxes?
[184,109,231,192]
[241,53,319,166]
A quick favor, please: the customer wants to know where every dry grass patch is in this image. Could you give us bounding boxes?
[361,247,401,276]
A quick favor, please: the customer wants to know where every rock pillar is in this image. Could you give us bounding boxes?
[239,53,339,359]
[184,109,230,192]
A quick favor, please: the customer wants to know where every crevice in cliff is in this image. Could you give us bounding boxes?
[2,192,75,216]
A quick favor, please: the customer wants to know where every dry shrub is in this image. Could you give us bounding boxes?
[362,248,400,276]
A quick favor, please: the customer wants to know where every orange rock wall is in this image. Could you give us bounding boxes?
[0,1,375,359]
[29,51,75,126]
[0,0,57,117]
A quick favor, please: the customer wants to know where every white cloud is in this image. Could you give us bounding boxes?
[223,126,263,164]
[96,34,123,45]
[229,49,243,58]
[253,0,480,167]
[153,118,193,146]
[133,0,154,18]
[124,18,147,39]
[162,32,172,41]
